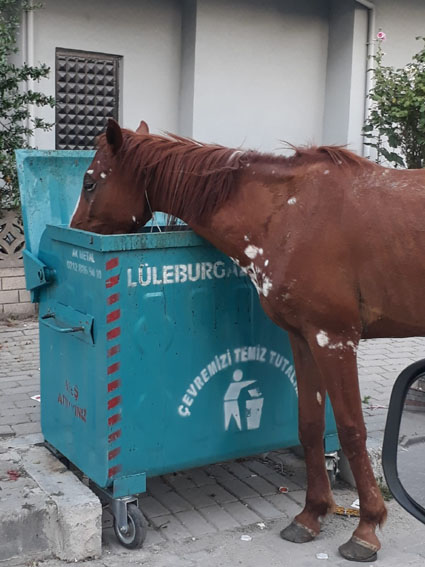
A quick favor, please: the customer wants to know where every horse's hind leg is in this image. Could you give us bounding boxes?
[280,332,336,543]
[307,329,387,562]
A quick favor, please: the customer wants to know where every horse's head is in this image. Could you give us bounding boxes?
[70,118,152,234]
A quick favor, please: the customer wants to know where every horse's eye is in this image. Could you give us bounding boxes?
[83,176,97,192]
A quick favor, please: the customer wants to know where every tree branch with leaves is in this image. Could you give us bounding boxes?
[363,35,425,169]
[0,0,55,211]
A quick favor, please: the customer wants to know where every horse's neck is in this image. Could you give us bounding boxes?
[191,165,283,261]
[147,156,286,261]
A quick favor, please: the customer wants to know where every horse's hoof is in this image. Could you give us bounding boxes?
[280,521,317,543]
[339,536,379,562]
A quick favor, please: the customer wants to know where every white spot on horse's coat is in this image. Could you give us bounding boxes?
[100,172,107,179]
[264,259,269,266]
[327,339,358,353]
[324,170,330,175]
[317,331,330,347]
[132,216,136,223]
[316,332,358,353]
[246,163,251,168]
[316,392,322,405]
[245,245,263,259]
[272,170,276,174]
[262,276,273,297]
[240,262,272,297]
[329,342,344,350]
[244,235,250,242]
[252,171,256,175]
[288,197,297,205]
[87,169,94,175]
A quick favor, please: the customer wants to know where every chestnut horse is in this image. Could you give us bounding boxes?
[71,118,425,562]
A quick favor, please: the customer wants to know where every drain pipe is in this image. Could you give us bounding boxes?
[355,0,376,157]
[23,1,35,146]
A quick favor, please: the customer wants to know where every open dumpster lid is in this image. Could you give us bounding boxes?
[16,149,175,259]
[16,149,94,257]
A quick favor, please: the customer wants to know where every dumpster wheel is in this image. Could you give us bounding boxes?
[325,452,340,488]
[113,503,147,549]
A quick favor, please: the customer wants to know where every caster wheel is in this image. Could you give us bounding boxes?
[113,503,147,549]
[325,454,339,489]
[327,468,336,488]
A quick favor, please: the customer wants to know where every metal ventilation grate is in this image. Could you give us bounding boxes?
[55,49,121,150]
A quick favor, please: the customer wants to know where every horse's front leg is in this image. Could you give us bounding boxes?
[307,328,387,562]
[280,332,336,543]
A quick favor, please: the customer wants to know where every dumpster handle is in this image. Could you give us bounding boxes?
[41,313,84,334]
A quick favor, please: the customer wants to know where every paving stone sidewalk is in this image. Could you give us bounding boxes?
[1,319,425,559]
[0,320,40,439]
[357,335,425,443]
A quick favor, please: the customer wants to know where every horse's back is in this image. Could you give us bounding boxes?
[344,166,425,338]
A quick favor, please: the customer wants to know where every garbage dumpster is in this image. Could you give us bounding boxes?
[17,150,339,547]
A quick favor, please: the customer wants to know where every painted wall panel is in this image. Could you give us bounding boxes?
[191,0,329,151]
[374,0,425,68]
[31,0,182,148]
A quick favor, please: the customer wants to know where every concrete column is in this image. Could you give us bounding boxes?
[178,0,197,137]
[322,0,368,154]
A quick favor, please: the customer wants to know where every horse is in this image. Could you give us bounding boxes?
[71,118,425,562]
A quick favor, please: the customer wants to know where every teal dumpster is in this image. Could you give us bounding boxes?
[17,150,339,547]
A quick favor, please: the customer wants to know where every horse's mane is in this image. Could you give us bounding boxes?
[98,131,370,225]
[290,145,368,167]
[99,130,245,224]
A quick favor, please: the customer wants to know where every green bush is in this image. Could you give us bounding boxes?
[0,0,55,212]
[363,36,425,169]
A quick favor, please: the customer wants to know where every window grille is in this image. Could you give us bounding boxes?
[55,48,121,150]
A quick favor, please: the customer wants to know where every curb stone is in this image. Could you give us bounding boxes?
[0,439,102,564]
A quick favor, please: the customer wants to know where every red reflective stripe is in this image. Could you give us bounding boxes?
[106,275,119,288]
[106,257,119,271]
[108,379,121,393]
[107,309,121,324]
[108,447,121,461]
[108,396,121,410]
[107,344,121,357]
[108,465,122,478]
[107,293,120,305]
[108,429,122,444]
[107,362,120,375]
[107,327,121,340]
[108,413,121,426]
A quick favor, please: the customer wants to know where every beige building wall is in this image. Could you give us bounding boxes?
[374,0,425,67]
[25,0,425,153]
[190,0,330,151]
[31,0,182,147]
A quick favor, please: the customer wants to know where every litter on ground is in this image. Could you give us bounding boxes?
[334,505,360,517]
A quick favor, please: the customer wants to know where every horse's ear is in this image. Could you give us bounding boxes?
[106,118,123,154]
[136,120,149,135]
